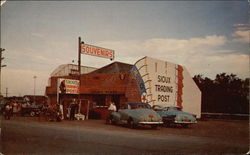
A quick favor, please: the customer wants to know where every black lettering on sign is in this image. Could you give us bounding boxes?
[155,85,173,93]
[158,75,171,83]
[157,95,170,102]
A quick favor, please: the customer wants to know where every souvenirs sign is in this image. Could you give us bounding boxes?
[81,43,115,60]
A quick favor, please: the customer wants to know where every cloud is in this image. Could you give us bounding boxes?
[233,23,250,31]
[3,34,248,96]
[232,30,249,43]
[0,0,6,6]
[95,35,248,79]
[31,33,45,38]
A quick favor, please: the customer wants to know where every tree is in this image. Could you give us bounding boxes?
[193,73,249,114]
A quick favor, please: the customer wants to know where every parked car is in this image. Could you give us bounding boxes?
[21,103,42,117]
[108,102,163,129]
[152,105,197,128]
[0,99,7,114]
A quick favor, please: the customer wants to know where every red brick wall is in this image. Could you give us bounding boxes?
[125,74,141,102]
[45,72,141,119]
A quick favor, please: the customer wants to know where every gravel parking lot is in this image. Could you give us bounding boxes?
[1,116,249,154]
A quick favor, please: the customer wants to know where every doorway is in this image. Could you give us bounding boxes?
[112,95,120,110]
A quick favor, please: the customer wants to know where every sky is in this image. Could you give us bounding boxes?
[0,1,249,96]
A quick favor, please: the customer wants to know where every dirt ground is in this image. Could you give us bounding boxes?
[5,116,249,142]
[0,117,249,155]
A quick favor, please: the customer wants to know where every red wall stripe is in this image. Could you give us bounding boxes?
[177,65,184,109]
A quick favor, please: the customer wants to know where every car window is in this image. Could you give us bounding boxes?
[127,103,151,109]
[120,104,128,110]
[153,105,164,111]
[168,107,181,111]
[129,104,137,109]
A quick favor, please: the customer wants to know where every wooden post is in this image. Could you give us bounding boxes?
[86,100,89,120]
[78,37,81,110]
[78,37,81,75]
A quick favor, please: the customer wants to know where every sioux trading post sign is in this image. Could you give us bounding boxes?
[81,43,115,60]
[133,57,201,118]
[58,78,80,94]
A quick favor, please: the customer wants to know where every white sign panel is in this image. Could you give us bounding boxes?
[134,57,177,107]
[81,43,115,60]
[58,78,80,94]
[133,57,201,118]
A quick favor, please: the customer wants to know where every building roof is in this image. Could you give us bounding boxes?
[89,62,133,74]
[51,64,97,77]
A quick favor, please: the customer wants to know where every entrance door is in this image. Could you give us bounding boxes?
[112,95,120,110]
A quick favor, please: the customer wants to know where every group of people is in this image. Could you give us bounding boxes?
[3,100,23,120]
[3,98,117,122]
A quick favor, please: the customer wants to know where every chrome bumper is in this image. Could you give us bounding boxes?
[174,120,197,124]
[139,121,163,125]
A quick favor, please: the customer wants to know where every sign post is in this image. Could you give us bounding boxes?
[78,37,82,108]
[77,36,115,118]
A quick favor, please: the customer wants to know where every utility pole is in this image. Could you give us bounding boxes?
[33,75,37,103]
[78,37,81,75]
[0,48,7,96]
[78,37,82,105]
[5,87,8,97]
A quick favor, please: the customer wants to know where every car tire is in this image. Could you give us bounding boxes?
[181,124,189,128]
[151,125,158,129]
[30,111,35,117]
[127,118,136,129]
[110,117,116,125]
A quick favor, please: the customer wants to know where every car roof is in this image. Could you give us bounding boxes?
[154,105,181,108]
[125,102,147,104]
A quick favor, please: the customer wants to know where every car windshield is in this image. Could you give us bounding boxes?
[127,103,151,109]
[168,107,182,111]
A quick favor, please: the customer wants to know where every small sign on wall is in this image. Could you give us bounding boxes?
[58,78,80,94]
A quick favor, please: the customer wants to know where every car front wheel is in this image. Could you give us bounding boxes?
[127,118,136,129]
[110,116,116,125]
[30,111,35,117]
[151,125,158,129]
[181,124,189,128]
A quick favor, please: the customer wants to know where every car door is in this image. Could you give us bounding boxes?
[119,104,130,122]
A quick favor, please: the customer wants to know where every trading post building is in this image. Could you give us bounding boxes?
[45,57,201,119]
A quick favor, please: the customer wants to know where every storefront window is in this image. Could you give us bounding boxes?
[93,95,106,107]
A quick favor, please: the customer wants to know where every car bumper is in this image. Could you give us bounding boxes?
[174,120,197,124]
[139,121,163,125]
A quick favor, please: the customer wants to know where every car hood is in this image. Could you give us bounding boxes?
[157,110,195,118]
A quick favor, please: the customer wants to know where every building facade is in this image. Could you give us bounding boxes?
[45,57,201,119]
[45,62,141,119]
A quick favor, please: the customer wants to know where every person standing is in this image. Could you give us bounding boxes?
[69,99,76,120]
[106,101,117,124]
[108,101,117,112]
[4,103,12,120]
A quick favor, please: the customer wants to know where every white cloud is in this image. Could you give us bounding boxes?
[3,34,248,96]
[232,30,249,43]
[95,35,248,79]
[31,33,45,38]
[233,23,250,31]
[0,0,6,6]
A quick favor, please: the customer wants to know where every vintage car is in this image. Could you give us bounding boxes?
[152,105,197,127]
[21,103,42,117]
[109,102,163,129]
